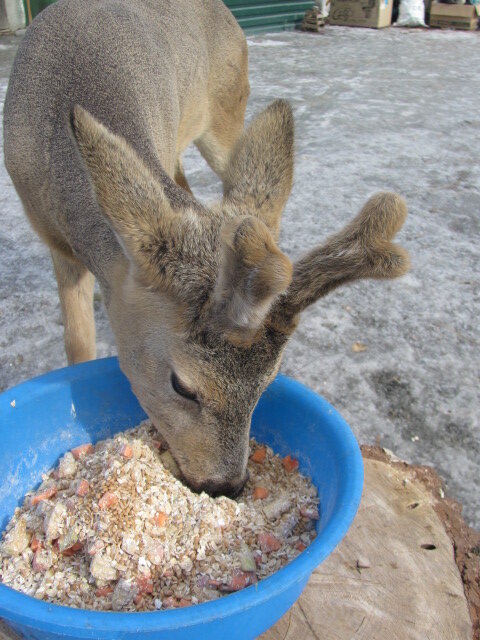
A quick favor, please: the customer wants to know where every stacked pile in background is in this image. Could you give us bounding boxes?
[327,0,394,27]
[325,0,478,29]
[429,1,479,29]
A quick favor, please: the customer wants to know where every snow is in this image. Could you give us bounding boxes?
[0,27,478,527]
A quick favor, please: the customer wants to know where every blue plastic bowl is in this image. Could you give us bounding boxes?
[0,357,363,640]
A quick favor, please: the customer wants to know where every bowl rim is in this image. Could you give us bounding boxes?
[0,357,363,634]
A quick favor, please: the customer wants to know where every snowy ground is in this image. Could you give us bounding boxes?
[0,27,479,528]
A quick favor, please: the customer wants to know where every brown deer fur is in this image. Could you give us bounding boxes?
[4,0,409,496]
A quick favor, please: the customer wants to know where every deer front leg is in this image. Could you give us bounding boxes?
[174,158,193,194]
[195,74,250,181]
[51,248,96,364]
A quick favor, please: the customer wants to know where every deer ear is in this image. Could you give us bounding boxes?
[212,216,292,342]
[222,100,294,241]
[71,105,198,287]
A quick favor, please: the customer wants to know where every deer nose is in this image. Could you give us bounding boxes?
[196,471,250,499]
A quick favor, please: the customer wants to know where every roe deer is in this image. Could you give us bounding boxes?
[4,0,409,497]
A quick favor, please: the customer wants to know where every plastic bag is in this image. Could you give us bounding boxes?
[315,0,330,17]
[395,0,427,25]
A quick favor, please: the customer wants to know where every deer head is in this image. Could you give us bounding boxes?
[72,100,409,497]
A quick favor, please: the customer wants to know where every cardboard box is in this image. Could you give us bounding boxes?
[429,2,479,29]
[328,0,393,27]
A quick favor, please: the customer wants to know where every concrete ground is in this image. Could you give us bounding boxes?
[0,26,478,528]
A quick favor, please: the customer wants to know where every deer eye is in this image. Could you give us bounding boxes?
[171,372,198,402]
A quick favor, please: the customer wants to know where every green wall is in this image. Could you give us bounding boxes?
[23,0,314,33]
[226,1,315,34]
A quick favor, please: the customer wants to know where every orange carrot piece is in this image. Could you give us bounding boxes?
[154,511,168,527]
[253,486,269,500]
[207,578,222,588]
[229,571,257,591]
[133,594,144,606]
[95,586,114,597]
[282,455,299,473]
[136,574,154,594]
[295,541,307,552]
[98,492,118,510]
[71,443,94,460]
[120,444,133,459]
[76,479,90,497]
[258,532,282,553]
[30,486,57,506]
[30,534,43,552]
[62,541,83,556]
[162,596,178,608]
[250,447,266,463]
[177,598,192,608]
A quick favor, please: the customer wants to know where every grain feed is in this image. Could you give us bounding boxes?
[0,421,318,611]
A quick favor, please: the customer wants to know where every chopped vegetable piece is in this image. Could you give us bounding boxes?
[58,452,77,478]
[295,541,307,552]
[30,486,57,506]
[282,455,299,472]
[208,578,222,588]
[112,579,138,610]
[75,479,89,497]
[257,532,281,553]
[32,549,53,573]
[177,598,192,608]
[62,542,83,557]
[240,550,256,572]
[262,495,291,520]
[58,527,79,552]
[220,570,257,592]
[162,596,178,608]
[120,444,133,459]
[154,511,168,527]
[30,534,43,552]
[43,502,67,541]
[71,443,94,460]
[90,553,117,582]
[2,519,30,556]
[98,492,118,510]
[253,486,268,500]
[95,586,114,597]
[136,574,154,594]
[250,447,266,463]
